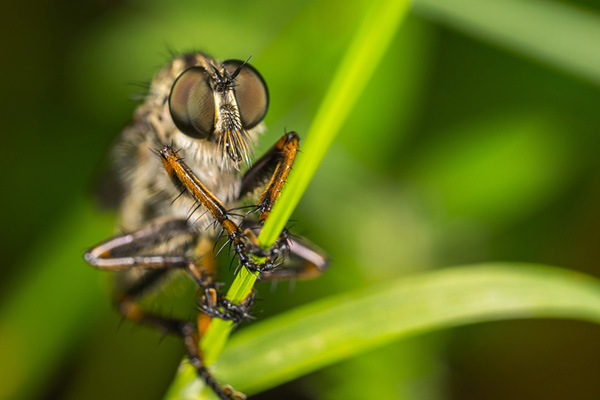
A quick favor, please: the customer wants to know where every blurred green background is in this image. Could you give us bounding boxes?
[2,0,600,399]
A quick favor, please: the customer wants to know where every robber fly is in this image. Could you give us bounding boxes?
[84,53,329,399]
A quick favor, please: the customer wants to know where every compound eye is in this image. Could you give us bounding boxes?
[169,67,215,139]
[223,60,269,129]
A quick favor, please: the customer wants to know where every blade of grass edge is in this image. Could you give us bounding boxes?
[165,0,411,398]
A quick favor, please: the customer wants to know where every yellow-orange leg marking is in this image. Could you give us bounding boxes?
[257,132,299,221]
[159,145,265,271]
[160,145,242,237]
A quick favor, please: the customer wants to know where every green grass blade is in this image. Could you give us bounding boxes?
[190,0,411,381]
[413,0,600,85]
[167,264,600,399]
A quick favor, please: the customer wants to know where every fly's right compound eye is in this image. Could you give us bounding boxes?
[169,67,215,139]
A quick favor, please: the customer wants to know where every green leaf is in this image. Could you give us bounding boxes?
[167,264,600,399]
[413,0,600,85]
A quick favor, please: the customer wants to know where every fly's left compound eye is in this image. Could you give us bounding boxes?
[169,66,215,139]
[222,60,269,130]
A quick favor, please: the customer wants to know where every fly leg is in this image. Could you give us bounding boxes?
[84,218,192,271]
[85,218,215,302]
[240,131,299,222]
[116,277,246,400]
[238,132,301,270]
[84,219,247,399]
[160,145,284,273]
[84,218,252,323]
